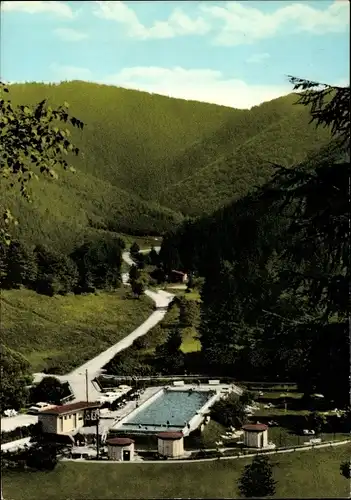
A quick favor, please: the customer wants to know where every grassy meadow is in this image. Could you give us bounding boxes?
[1,288,153,374]
[3,444,350,499]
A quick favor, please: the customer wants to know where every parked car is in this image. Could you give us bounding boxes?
[3,409,18,417]
[302,429,315,435]
[97,392,121,404]
[27,402,54,414]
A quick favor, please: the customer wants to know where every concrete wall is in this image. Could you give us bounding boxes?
[158,438,184,458]
[108,443,134,461]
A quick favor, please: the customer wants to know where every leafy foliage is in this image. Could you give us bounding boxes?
[238,455,277,498]
[0,344,33,412]
[0,82,83,244]
[29,376,71,405]
[210,393,248,429]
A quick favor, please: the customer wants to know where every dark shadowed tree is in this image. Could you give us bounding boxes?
[30,376,71,405]
[340,460,351,479]
[238,454,277,498]
[0,344,33,412]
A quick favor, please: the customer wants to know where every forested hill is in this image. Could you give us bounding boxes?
[1,81,332,250]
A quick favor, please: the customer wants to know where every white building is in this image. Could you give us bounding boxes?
[157,431,184,458]
[242,423,269,448]
[106,437,135,461]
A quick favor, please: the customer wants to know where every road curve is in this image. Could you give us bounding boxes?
[33,249,174,402]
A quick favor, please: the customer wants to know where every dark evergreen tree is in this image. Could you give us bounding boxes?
[238,455,277,498]
[129,264,140,282]
[130,242,140,259]
[3,240,37,289]
[340,460,351,479]
[130,279,145,298]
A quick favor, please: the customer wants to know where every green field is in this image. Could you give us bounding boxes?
[3,444,350,499]
[1,288,153,373]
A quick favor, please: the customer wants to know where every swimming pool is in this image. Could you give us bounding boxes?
[118,389,216,433]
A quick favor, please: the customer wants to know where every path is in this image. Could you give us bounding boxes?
[32,249,174,403]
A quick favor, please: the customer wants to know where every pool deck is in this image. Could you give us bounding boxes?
[109,383,242,437]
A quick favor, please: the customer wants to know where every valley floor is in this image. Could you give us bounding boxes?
[3,444,350,499]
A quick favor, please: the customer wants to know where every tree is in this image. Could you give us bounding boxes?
[148,246,159,266]
[2,240,37,289]
[130,278,145,298]
[70,237,122,292]
[210,393,247,429]
[26,442,58,471]
[34,245,79,296]
[30,376,70,405]
[129,264,140,282]
[238,455,277,498]
[130,242,140,259]
[340,460,351,479]
[240,390,255,406]
[179,298,200,327]
[308,411,327,434]
[0,82,84,244]
[0,344,33,412]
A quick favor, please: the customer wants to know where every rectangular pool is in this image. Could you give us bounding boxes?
[119,389,215,433]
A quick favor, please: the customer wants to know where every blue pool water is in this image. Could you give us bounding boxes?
[121,390,214,431]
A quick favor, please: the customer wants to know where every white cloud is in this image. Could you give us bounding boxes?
[200,0,350,46]
[1,1,74,19]
[54,28,88,41]
[101,66,293,109]
[50,63,93,81]
[246,53,271,64]
[93,1,210,39]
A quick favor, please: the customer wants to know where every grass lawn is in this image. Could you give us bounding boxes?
[180,326,201,353]
[3,444,350,499]
[1,288,153,373]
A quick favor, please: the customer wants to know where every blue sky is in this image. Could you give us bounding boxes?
[1,0,349,108]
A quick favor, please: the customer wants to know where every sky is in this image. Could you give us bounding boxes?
[1,0,349,108]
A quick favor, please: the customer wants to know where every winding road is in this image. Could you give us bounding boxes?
[32,249,174,403]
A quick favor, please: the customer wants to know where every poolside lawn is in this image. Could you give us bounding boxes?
[3,444,351,499]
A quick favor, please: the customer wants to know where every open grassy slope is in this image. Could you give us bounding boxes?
[3,444,350,499]
[0,288,153,374]
[2,82,331,249]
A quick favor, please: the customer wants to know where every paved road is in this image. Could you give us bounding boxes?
[33,250,174,403]
[1,414,38,433]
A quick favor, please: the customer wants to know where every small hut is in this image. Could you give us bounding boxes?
[157,432,184,458]
[242,424,268,448]
[106,437,135,461]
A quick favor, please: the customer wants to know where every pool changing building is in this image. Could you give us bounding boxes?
[242,424,268,448]
[157,432,184,458]
[106,437,135,461]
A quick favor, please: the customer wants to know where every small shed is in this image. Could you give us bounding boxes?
[157,432,184,458]
[106,437,135,461]
[242,424,268,448]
